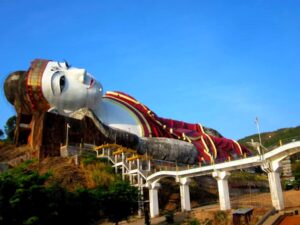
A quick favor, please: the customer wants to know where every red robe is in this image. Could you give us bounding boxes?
[104,91,250,164]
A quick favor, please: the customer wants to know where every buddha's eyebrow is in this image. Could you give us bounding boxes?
[51,66,60,71]
[64,60,70,69]
[51,61,67,71]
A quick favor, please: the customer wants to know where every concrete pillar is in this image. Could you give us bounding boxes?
[121,153,125,180]
[212,171,231,210]
[262,161,284,210]
[129,161,133,184]
[178,177,191,212]
[138,184,144,217]
[268,171,284,210]
[148,159,151,171]
[148,182,160,218]
[137,158,140,170]
[114,155,118,173]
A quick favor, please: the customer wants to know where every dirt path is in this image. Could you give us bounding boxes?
[98,190,300,225]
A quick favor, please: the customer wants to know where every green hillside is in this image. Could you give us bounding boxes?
[239,125,300,183]
[239,125,300,151]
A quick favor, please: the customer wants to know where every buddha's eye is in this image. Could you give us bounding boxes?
[59,76,65,92]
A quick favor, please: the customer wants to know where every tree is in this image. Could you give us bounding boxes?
[0,161,103,225]
[0,161,139,225]
[0,129,3,139]
[4,115,16,142]
[102,180,138,225]
[0,161,51,225]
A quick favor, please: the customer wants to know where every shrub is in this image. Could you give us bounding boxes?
[189,218,200,225]
[165,211,174,224]
[0,160,139,225]
[101,180,138,225]
[214,210,227,225]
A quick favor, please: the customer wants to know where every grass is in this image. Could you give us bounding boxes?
[229,171,268,183]
[80,151,117,188]
[239,125,300,152]
[82,163,116,188]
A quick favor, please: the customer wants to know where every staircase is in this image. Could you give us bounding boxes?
[94,144,151,187]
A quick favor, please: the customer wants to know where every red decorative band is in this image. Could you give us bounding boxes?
[26,59,50,111]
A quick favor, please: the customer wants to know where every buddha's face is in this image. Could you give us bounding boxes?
[42,61,103,113]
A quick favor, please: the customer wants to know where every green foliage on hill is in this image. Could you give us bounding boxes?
[229,171,268,183]
[239,125,300,182]
[0,129,4,139]
[4,116,16,142]
[239,125,300,151]
[80,151,116,188]
[101,180,138,225]
[0,160,138,225]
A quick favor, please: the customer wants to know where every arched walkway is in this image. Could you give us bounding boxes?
[94,140,300,218]
[146,141,300,217]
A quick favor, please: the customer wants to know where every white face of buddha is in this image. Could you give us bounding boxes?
[41,61,103,114]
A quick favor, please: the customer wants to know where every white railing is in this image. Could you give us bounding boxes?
[265,135,300,151]
[78,137,300,183]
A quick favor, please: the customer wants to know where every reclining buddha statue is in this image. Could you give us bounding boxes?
[4,59,250,164]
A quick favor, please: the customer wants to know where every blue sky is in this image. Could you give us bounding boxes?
[0,0,299,140]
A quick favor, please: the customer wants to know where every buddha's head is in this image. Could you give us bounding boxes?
[4,59,103,115]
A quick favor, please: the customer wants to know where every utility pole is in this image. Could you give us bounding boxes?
[255,117,264,156]
[66,123,70,147]
[255,117,262,145]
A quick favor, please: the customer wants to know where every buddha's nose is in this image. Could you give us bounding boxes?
[77,69,87,83]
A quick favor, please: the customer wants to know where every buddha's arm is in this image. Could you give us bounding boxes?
[70,108,199,164]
